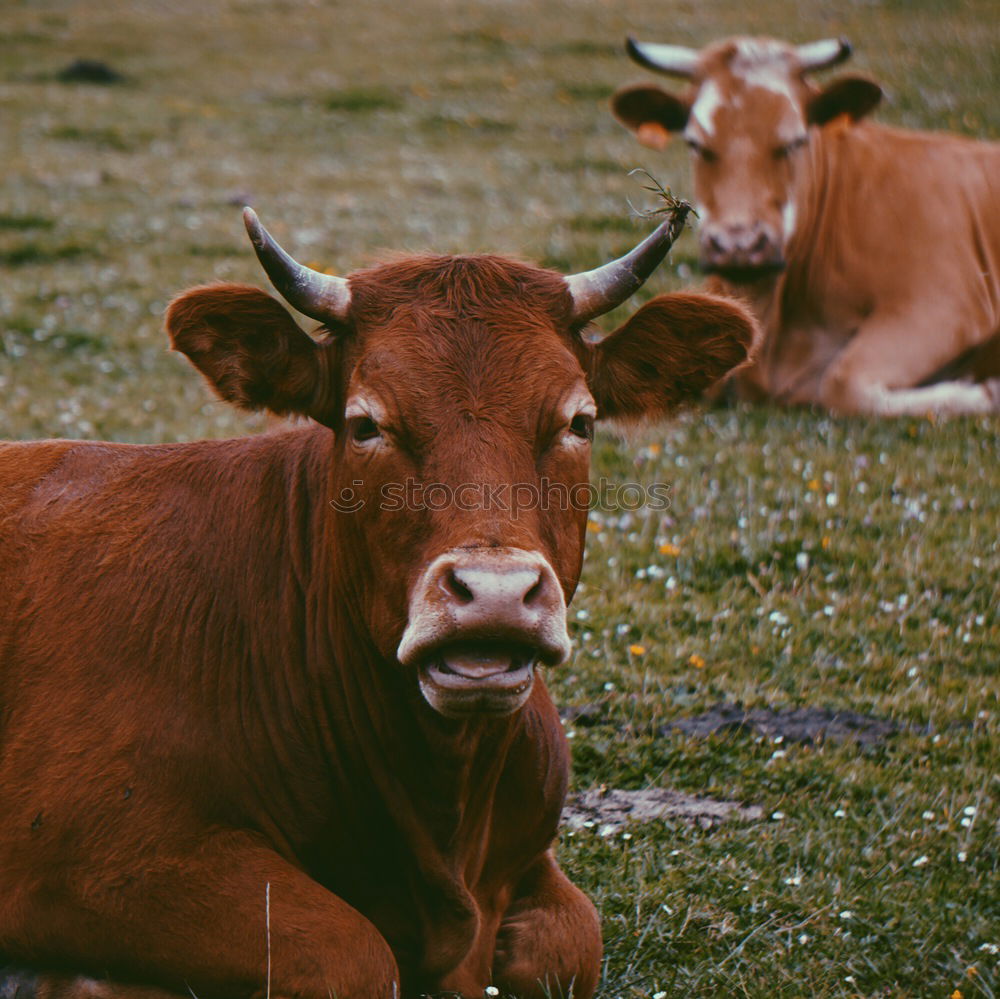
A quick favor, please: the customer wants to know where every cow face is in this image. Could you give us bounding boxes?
[613,36,882,283]
[166,211,756,718]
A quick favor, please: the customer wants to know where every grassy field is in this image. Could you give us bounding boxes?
[1,0,998,997]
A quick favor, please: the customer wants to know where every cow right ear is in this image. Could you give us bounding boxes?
[165,283,342,425]
[807,76,883,126]
[611,85,690,147]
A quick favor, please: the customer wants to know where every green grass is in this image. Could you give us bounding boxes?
[0,0,997,996]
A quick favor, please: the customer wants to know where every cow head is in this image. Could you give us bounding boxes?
[166,209,756,718]
[612,36,883,282]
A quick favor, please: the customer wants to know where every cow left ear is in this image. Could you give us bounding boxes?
[807,76,883,126]
[582,293,758,421]
[165,283,342,425]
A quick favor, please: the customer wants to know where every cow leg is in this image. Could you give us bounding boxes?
[817,316,1000,416]
[0,969,180,999]
[9,833,399,999]
[492,852,601,999]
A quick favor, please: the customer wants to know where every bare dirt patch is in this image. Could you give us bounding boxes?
[563,787,763,833]
[665,702,901,746]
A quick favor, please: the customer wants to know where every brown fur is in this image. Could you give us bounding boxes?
[0,253,755,999]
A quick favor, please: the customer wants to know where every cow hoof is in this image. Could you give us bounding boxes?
[985,378,1000,410]
[0,968,38,999]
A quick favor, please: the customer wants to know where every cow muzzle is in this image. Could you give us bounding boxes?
[398,548,571,718]
[700,222,785,282]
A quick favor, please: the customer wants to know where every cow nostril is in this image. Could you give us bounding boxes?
[445,568,475,604]
[750,233,770,255]
[523,575,544,606]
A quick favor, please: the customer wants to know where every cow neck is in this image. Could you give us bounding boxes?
[298,429,534,855]
[746,124,844,397]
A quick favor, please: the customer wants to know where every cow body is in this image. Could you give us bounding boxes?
[613,35,1000,415]
[0,430,569,995]
[0,216,756,999]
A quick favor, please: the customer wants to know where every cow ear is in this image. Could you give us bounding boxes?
[584,293,758,420]
[611,84,690,140]
[165,283,341,425]
[807,76,882,126]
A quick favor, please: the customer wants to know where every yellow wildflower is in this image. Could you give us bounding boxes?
[688,653,706,669]
[659,542,680,556]
[629,644,646,656]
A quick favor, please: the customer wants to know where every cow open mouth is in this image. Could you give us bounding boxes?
[418,641,538,718]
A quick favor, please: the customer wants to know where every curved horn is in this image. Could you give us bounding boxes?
[625,37,699,79]
[242,207,351,323]
[565,207,690,324]
[795,37,852,73]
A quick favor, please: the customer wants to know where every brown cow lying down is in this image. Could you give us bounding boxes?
[0,209,756,999]
[613,35,1000,416]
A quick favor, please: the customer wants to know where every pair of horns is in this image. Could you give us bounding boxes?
[626,36,853,78]
[242,205,688,327]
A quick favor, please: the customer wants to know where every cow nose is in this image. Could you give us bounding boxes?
[435,554,564,640]
[701,222,783,273]
[397,548,571,668]
[444,562,546,615]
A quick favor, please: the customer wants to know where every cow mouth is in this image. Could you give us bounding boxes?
[701,261,786,284]
[417,641,538,718]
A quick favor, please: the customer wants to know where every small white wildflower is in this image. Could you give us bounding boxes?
[907,666,920,678]
[669,849,681,856]
[615,623,630,636]
[771,811,785,820]
[795,552,810,572]
[839,910,854,920]
[771,749,787,760]
[665,575,677,590]
[653,992,668,999]
[485,988,500,997]
[773,735,784,745]
[784,875,802,886]
[957,851,968,863]
[603,681,616,692]
[598,824,615,837]
[823,605,835,617]
[912,855,929,868]
[575,609,589,621]
[661,903,673,914]
[566,729,577,739]
[834,808,847,818]
[825,492,838,507]
[844,976,856,984]
[622,832,632,841]
[963,805,977,817]
[798,933,809,945]
[961,817,973,827]
[922,810,935,820]
[978,943,999,955]
[769,610,790,626]
[583,820,595,829]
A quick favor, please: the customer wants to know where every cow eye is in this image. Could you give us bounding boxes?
[686,138,717,164]
[350,415,381,443]
[569,413,594,442]
[775,136,807,159]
